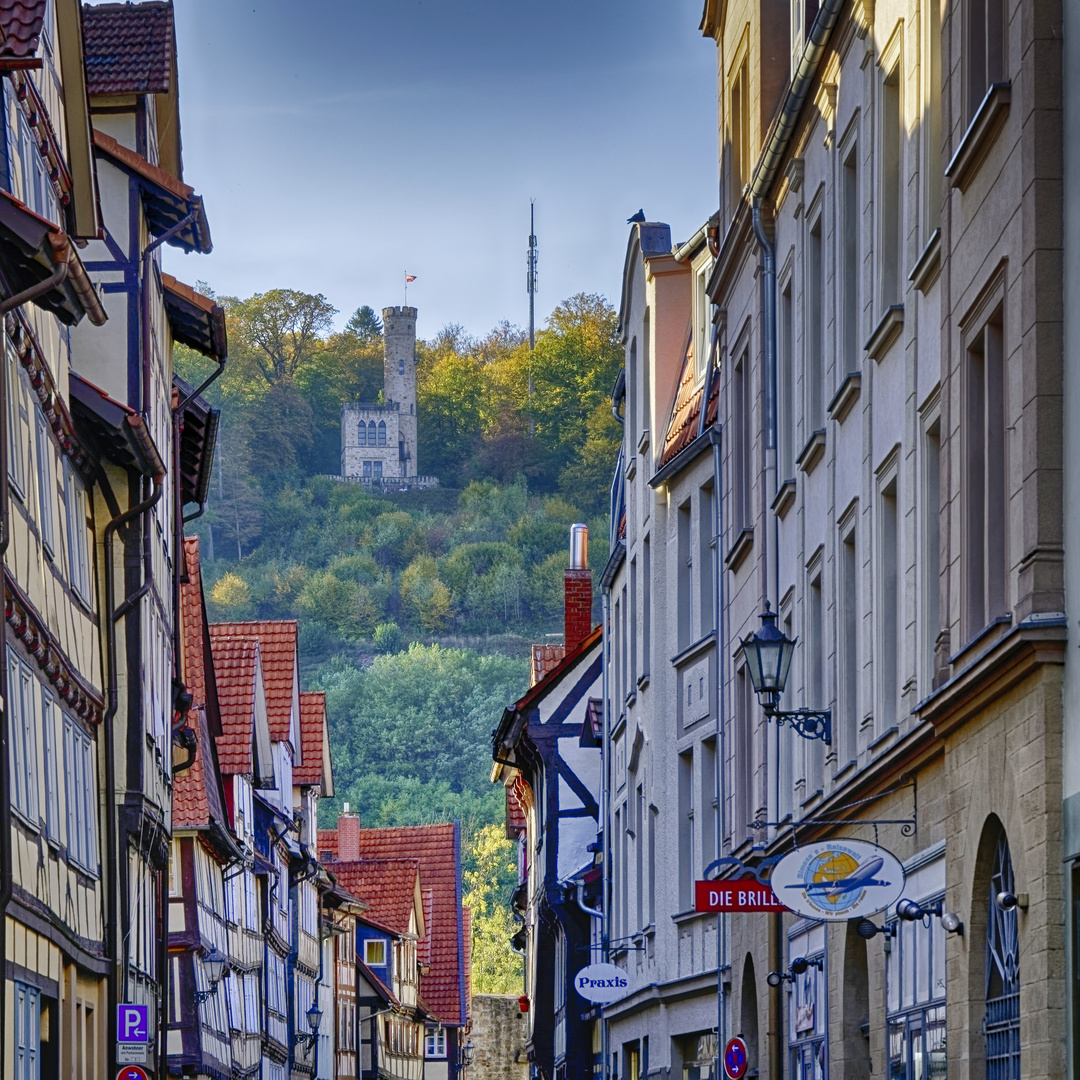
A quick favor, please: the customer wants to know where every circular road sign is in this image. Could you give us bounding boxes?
[724,1037,749,1079]
[117,1068,149,1080]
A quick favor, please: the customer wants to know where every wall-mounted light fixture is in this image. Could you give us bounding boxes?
[766,955,823,987]
[194,946,229,1005]
[742,604,831,743]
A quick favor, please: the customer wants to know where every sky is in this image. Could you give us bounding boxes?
[155,0,720,341]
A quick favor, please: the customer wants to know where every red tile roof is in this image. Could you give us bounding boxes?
[323,823,466,1025]
[209,621,297,745]
[181,537,207,708]
[208,635,259,776]
[530,644,565,687]
[0,1,46,61]
[505,783,527,838]
[331,858,422,937]
[93,129,191,199]
[295,691,328,788]
[658,337,720,469]
[81,1,174,96]
[172,704,222,830]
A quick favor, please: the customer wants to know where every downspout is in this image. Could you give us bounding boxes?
[103,476,163,1072]
[599,586,611,1080]
[0,298,11,1057]
[0,260,68,315]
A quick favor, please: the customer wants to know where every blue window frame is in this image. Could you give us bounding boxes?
[14,981,39,1080]
[8,648,38,825]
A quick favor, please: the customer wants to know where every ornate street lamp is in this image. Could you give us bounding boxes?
[302,1000,323,1049]
[194,946,229,1004]
[741,603,831,743]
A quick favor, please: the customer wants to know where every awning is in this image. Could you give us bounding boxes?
[162,273,226,360]
[174,373,219,509]
[0,189,106,325]
[68,372,165,479]
[92,129,211,254]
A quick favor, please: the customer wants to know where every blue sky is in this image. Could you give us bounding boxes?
[157,0,719,340]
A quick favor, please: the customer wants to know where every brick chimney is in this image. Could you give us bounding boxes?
[564,524,593,653]
[338,806,361,862]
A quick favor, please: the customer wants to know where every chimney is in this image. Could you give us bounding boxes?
[338,808,361,862]
[564,524,593,653]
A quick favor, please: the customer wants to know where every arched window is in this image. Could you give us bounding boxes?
[398,358,405,375]
[357,420,367,446]
[368,421,377,446]
[377,421,387,446]
[986,829,1019,1079]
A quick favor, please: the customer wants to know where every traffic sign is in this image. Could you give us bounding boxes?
[116,1046,147,1065]
[116,1067,149,1080]
[117,1004,149,1043]
[723,1037,749,1079]
[695,878,788,913]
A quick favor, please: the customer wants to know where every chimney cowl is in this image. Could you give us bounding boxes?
[570,523,588,569]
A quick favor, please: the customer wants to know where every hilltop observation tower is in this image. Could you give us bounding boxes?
[340,306,437,489]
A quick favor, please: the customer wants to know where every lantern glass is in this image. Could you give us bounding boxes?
[307,1002,323,1033]
[742,605,797,696]
[203,946,227,987]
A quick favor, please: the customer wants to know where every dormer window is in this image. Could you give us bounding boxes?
[364,938,387,966]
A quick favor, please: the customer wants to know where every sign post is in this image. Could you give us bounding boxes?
[116,1004,150,1066]
[572,962,629,1005]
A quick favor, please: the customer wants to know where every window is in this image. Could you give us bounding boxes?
[377,421,387,446]
[923,420,942,690]
[363,461,372,478]
[779,280,795,479]
[807,214,824,431]
[14,981,39,1080]
[7,337,27,496]
[733,666,753,848]
[373,460,383,479]
[923,0,942,235]
[64,461,92,604]
[677,749,693,910]
[886,896,946,1080]
[841,146,859,374]
[806,569,824,793]
[699,483,715,636]
[677,500,692,650]
[985,830,1019,1079]
[426,1029,447,1059]
[8,649,38,824]
[35,408,54,554]
[966,0,1006,124]
[879,477,900,728]
[642,535,651,681]
[642,309,651,460]
[398,358,405,375]
[881,61,903,308]
[700,737,717,872]
[368,420,377,445]
[839,522,858,758]
[647,804,657,926]
[635,783,645,931]
[732,350,751,529]
[629,558,638,691]
[729,59,750,214]
[964,306,1006,638]
[788,946,826,1079]
[628,339,638,451]
[358,420,368,447]
[42,691,60,843]
[364,938,387,966]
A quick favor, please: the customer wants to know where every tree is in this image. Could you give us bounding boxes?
[347,305,383,340]
[225,289,337,387]
[463,824,523,993]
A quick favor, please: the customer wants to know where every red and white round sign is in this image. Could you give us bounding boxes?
[117,1067,149,1080]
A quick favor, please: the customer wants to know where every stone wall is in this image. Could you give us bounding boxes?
[469,995,529,1080]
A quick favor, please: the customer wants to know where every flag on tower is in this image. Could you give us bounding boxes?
[405,274,417,283]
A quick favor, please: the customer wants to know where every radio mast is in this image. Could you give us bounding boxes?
[527,201,537,432]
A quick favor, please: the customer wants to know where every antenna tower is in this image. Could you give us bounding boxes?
[527,201,537,433]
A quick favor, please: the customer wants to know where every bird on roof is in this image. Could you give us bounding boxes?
[626,209,646,224]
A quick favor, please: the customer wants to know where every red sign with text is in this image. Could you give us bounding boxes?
[695,877,789,913]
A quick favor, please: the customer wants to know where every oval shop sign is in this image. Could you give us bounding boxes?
[770,839,905,921]
[573,962,629,1004]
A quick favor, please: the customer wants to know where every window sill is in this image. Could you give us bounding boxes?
[671,633,715,668]
[865,305,904,361]
[724,527,754,570]
[909,229,942,294]
[626,456,637,481]
[772,479,796,519]
[637,429,650,455]
[827,372,861,423]
[947,613,1013,668]
[672,908,713,924]
[867,725,899,755]
[945,81,1011,192]
[796,429,826,474]
[636,673,650,692]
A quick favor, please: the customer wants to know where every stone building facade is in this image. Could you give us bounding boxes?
[341,306,435,487]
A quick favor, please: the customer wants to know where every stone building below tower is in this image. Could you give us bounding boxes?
[340,306,437,487]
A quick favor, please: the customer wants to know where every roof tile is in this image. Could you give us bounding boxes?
[209,621,297,744]
[81,1,174,96]
[0,1,47,61]
[208,635,258,775]
[331,858,421,937]
[295,691,326,787]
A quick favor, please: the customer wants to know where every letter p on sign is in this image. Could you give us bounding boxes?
[118,1005,149,1043]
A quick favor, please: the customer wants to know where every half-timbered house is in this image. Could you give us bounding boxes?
[491,529,602,1080]
[0,2,109,1076]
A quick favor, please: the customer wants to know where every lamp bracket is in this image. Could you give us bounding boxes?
[194,987,217,1005]
[766,707,832,743]
[748,777,918,840]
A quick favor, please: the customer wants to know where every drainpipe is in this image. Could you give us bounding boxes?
[103,476,163,1074]
[0,260,68,315]
[599,586,611,1080]
[0,302,10,1055]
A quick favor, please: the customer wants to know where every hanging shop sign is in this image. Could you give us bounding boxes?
[770,839,905,921]
[573,962,629,1004]
[695,877,789,913]
[723,1038,749,1079]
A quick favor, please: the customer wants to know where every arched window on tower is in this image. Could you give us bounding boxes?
[357,420,367,446]
[368,421,377,446]
[985,828,1020,1080]
[377,421,387,446]
[399,358,405,375]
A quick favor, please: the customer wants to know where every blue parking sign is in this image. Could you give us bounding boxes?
[117,1004,149,1044]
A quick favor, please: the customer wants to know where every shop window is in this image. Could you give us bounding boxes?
[985,830,1019,1079]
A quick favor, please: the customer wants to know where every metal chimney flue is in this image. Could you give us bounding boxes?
[570,523,588,569]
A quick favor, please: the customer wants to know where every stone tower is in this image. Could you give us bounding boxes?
[382,305,417,477]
